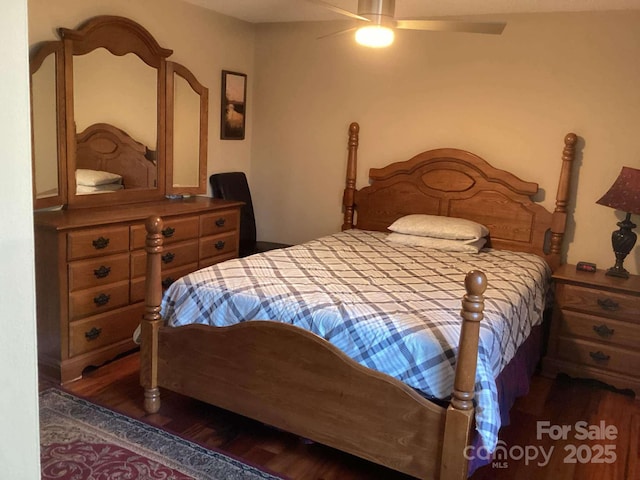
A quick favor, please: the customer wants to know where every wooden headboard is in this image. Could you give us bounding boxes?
[75,123,157,189]
[342,122,577,270]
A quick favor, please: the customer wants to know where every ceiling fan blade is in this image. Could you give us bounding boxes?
[317,26,357,40]
[396,20,506,35]
[306,0,370,21]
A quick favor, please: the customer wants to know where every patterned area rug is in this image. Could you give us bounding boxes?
[39,389,285,480]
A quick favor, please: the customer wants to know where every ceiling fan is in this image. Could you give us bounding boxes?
[309,0,506,47]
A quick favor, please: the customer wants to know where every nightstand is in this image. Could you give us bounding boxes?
[542,263,640,396]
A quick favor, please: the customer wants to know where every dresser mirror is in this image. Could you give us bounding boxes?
[29,15,208,210]
[30,41,67,210]
[166,61,208,195]
[73,49,158,185]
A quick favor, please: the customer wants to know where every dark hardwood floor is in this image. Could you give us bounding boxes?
[41,352,640,480]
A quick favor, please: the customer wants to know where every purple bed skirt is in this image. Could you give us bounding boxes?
[467,323,544,476]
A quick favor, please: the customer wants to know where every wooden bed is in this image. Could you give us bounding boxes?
[75,122,157,190]
[140,123,577,480]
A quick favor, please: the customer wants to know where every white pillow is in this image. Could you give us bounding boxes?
[77,183,124,194]
[387,232,487,253]
[76,169,123,186]
[388,214,489,241]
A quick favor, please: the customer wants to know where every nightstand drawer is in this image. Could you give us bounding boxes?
[557,283,640,322]
[559,309,640,349]
[557,337,640,378]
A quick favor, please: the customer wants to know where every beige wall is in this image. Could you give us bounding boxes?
[0,0,40,475]
[252,12,640,275]
[28,0,256,188]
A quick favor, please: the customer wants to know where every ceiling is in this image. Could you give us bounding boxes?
[181,0,640,23]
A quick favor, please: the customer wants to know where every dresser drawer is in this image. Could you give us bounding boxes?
[69,303,144,357]
[68,226,129,261]
[68,253,129,292]
[200,209,240,236]
[200,232,238,262]
[69,280,130,320]
[130,216,199,249]
[130,239,199,278]
[130,264,198,304]
[559,309,640,350]
[556,337,640,378]
[557,283,640,322]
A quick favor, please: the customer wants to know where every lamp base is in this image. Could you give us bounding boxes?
[605,265,630,279]
[604,212,637,280]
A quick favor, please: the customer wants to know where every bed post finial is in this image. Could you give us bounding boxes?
[549,132,578,269]
[140,215,164,414]
[440,270,487,480]
[342,122,360,231]
[452,270,486,410]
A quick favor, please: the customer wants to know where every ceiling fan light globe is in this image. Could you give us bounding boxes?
[355,25,394,48]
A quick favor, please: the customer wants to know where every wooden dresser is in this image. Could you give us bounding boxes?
[34,197,242,384]
[542,263,640,395]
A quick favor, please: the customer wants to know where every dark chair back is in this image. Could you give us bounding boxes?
[209,172,257,254]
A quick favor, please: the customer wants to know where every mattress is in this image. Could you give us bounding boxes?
[161,229,551,452]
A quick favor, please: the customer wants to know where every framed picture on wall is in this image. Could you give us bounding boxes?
[220,70,247,140]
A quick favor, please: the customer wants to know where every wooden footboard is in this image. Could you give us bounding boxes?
[140,216,487,480]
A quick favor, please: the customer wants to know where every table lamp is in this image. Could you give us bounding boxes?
[595,166,640,278]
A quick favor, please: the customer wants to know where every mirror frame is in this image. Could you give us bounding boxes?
[30,41,68,210]
[30,15,210,210]
[62,16,172,208]
[166,61,209,196]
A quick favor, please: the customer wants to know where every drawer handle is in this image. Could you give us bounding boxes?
[162,277,175,289]
[597,298,619,311]
[162,227,175,238]
[215,240,226,250]
[589,351,611,362]
[161,252,175,264]
[593,324,615,338]
[85,327,102,341]
[92,236,110,250]
[93,265,111,279]
[93,293,110,307]
[215,218,226,227]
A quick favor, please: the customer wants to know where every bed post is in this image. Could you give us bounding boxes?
[342,121,360,230]
[440,270,487,480]
[548,132,578,270]
[140,215,164,414]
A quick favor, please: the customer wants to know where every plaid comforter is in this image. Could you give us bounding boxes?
[161,229,551,452]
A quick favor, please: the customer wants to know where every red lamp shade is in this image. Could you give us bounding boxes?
[596,167,640,214]
[596,166,640,278]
